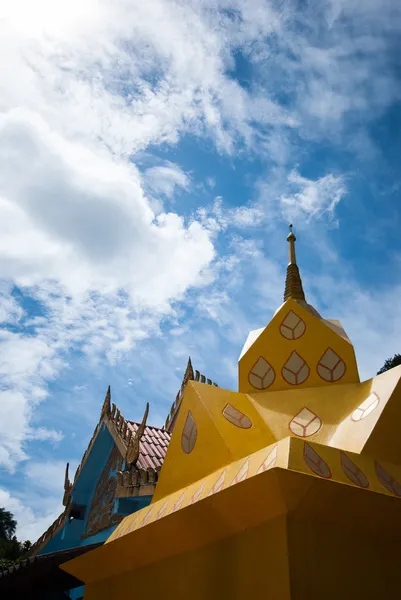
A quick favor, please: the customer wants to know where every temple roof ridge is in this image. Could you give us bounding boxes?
[164,357,219,432]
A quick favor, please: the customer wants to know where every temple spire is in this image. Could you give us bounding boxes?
[284,224,306,302]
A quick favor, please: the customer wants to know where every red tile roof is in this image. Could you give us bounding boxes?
[127,422,171,471]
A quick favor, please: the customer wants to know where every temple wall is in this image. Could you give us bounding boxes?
[80,511,401,600]
[82,516,291,600]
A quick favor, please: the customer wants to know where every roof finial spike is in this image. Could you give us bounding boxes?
[287,223,296,265]
[126,403,149,467]
[101,385,111,419]
[284,224,306,302]
[62,462,72,507]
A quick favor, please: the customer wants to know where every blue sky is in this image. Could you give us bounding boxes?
[0,0,401,541]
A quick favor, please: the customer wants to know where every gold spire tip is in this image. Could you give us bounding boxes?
[284,224,306,302]
[287,223,296,242]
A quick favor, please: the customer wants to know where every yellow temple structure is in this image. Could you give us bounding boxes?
[62,226,401,599]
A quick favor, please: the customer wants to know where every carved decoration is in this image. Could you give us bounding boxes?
[289,407,322,437]
[83,444,119,538]
[282,351,309,385]
[181,411,197,454]
[222,404,252,429]
[62,462,72,507]
[303,443,332,479]
[248,356,275,390]
[101,386,111,420]
[126,403,149,467]
[280,310,306,340]
[317,348,345,383]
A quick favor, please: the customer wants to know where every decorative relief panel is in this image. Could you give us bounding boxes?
[248,357,275,390]
[208,470,226,496]
[222,404,252,429]
[340,452,369,488]
[181,411,197,454]
[230,458,249,486]
[83,444,119,538]
[303,443,331,479]
[317,348,345,383]
[351,392,379,422]
[289,407,322,437]
[375,461,401,497]
[280,311,306,340]
[282,351,309,385]
[189,483,204,504]
[257,445,278,474]
[171,490,186,513]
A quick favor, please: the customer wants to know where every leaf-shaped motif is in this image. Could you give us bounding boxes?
[189,483,204,504]
[280,311,306,340]
[375,461,401,497]
[248,357,275,390]
[340,452,369,488]
[230,458,249,486]
[257,444,278,474]
[140,507,154,527]
[289,407,322,437]
[222,404,252,429]
[317,348,345,382]
[155,499,170,520]
[170,489,187,513]
[303,443,331,479]
[351,392,379,422]
[208,470,226,496]
[282,351,310,385]
[181,411,197,454]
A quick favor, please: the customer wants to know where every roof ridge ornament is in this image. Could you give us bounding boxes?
[101,385,111,419]
[181,357,195,393]
[126,403,149,467]
[284,224,306,302]
[62,462,72,507]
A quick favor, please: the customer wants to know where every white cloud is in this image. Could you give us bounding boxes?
[280,170,347,221]
[26,460,76,494]
[144,163,190,201]
[0,486,62,543]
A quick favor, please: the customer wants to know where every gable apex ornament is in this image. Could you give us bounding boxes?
[62,462,72,507]
[126,403,149,467]
[101,385,111,419]
[181,356,195,392]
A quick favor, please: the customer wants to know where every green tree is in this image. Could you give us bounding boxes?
[0,508,16,540]
[0,508,31,570]
[377,354,401,375]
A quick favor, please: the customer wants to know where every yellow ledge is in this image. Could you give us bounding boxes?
[61,436,401,586]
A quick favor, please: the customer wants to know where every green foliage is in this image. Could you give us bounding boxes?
[0,508,16,540]
[0,508,31,570]
[377,354,401,375]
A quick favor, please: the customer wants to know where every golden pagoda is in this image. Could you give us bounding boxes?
[62,227,401,599]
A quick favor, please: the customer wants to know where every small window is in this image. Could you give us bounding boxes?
[69,504,86,521]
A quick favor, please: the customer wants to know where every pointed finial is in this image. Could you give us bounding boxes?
[62,462,72,507]
[181,357,195,392]
[101,385,111,419]
[126,403,149,467]
[287,224,296,263]
[284,224,306,302]
[138,402,149,438]
[64,462,70,488]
